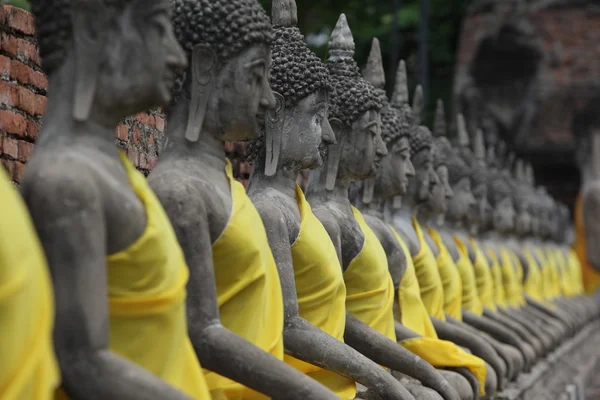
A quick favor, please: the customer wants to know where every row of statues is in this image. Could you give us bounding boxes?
[2,0,599,399]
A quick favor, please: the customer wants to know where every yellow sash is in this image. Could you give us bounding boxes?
[508,250,526,307]
[568,249,584,295]
[344,207,396,342]
[574,193,600,293]
[454,238,483,316]
[534,248,554,301]
[498,248,522,308]
[487,249,507,309]
[287,187,356,399]
[390,227,438,338]
[0,168,59,400]
[523,248,544,302]
[389,227,487,395]
[470,239,496,311]
[208,160,284,399]
[56,152,210,399]
[412,219,446,320]
[429,229,462,320]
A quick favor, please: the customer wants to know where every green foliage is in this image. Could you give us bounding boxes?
[2,0,29,10]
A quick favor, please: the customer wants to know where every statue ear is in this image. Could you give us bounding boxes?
[264,92,285,176]
[362,178,375,204]
[71,4,107,121]
[326,118,344,190]
[186,44,217,142]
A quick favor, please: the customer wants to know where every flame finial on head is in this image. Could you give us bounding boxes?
[364,38,385,90]
[474,128,485,161]
[412,85,424,125]
[272,0,298,27]
[391,60,408,108]
[433,99,446,137]
[328,14,355,61]
[457,113,470,147]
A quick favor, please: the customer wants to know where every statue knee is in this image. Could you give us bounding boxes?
[483,363,497,399]
[438,370,474,400]
[403,381,445,400]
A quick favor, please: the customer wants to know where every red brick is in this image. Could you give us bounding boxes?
[147,156,158,170]
[1,33,40,65]
[16,85,46,115]
[26,119,40,140]
[10,58,48,91]
[132,127,141,145]
[155,116,165,133]
[12,160,24,182]
[0,80,18,107]
[116,124,128,141]
[1,159,14,177]
[128,148,139,166]
[148,135,155,146]
[2,136,18,159]
[6,6,36,36]
[0,54,10,76]
[138,154,148,170]
[0,109,26,136]
[17,140,33,162]
[137,113,154,126]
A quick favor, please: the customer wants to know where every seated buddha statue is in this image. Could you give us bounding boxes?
[22,0,210,398]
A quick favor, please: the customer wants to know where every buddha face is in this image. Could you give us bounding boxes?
[426,165,452,215]
[492,196,516,233]
[447,177,476,224]
[204,45,276,142]
[96,0,187,118]
[341,109,387,180]
[375,137,414,198]
[515,201,532,236]
[279,90,333,171]
[406,149,432,205]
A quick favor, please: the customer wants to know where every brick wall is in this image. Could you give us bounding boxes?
[0,5,252,185]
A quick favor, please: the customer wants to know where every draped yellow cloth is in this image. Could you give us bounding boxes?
[58,152,210,399]
[207,160,284,399]
[0,168,59,400]
[470,239,496,311]
[567,249,585,296]
[523,248,544,302]
[412,219,446,320]
[498,248,524,309]
[487,249,507,309]
[574,193,600,293]
[344,207,397,342]
[391,229,487,396]
[287,187,356,399]
[429,229,462,320]
[507,250,526,307]
[454,237,483,316]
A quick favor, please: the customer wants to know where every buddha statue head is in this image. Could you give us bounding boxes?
[486,143,516,235]
[170,0,275,143]
[247,0,332,175]
[31,0,187,123]
[443,113,476,227]
[322,14,385,190]
[390,72,432,208]
[361,38,413,203]
[421,100,454,218]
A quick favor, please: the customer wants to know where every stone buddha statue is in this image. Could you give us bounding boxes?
[245,4,413,399]
[147,0,337,398]
[23,0,211,399]
[301,14,464,400]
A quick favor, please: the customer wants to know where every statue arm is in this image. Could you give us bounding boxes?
[254,202,416,400]
[158,189,337,400]
[25,178,193,400]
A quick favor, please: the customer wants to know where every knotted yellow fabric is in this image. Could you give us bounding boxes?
[390,227,438,338]
[0,168,59,400]
[56,152,211,399]
[412,219,446,320]
[523,248,544,302]
[574,193,600,294]
[470,239,496,311]
[287,187,356,399]
[390,228,487,396]
[487,249,507,309]
[454,237,483,316]
[344,207,396,342]
[208,160,284,399]
[429,229,462,320]
[498,248,523,309]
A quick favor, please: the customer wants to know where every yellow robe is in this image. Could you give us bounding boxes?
[344,207,396,342]
[470,239,496,311]
[567,249,585,295]
[429,229,462,320]
[487,249,507,309]
[207,160,285,399]
[454,237,483,316]
[287,187,356,399]
[391,229,487,395]
[0,168,59,400]
[498,248,523,309]
[523,248,544,302]
[412,219,446,320]
[58,152,210,399]
[574,193,600,293]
